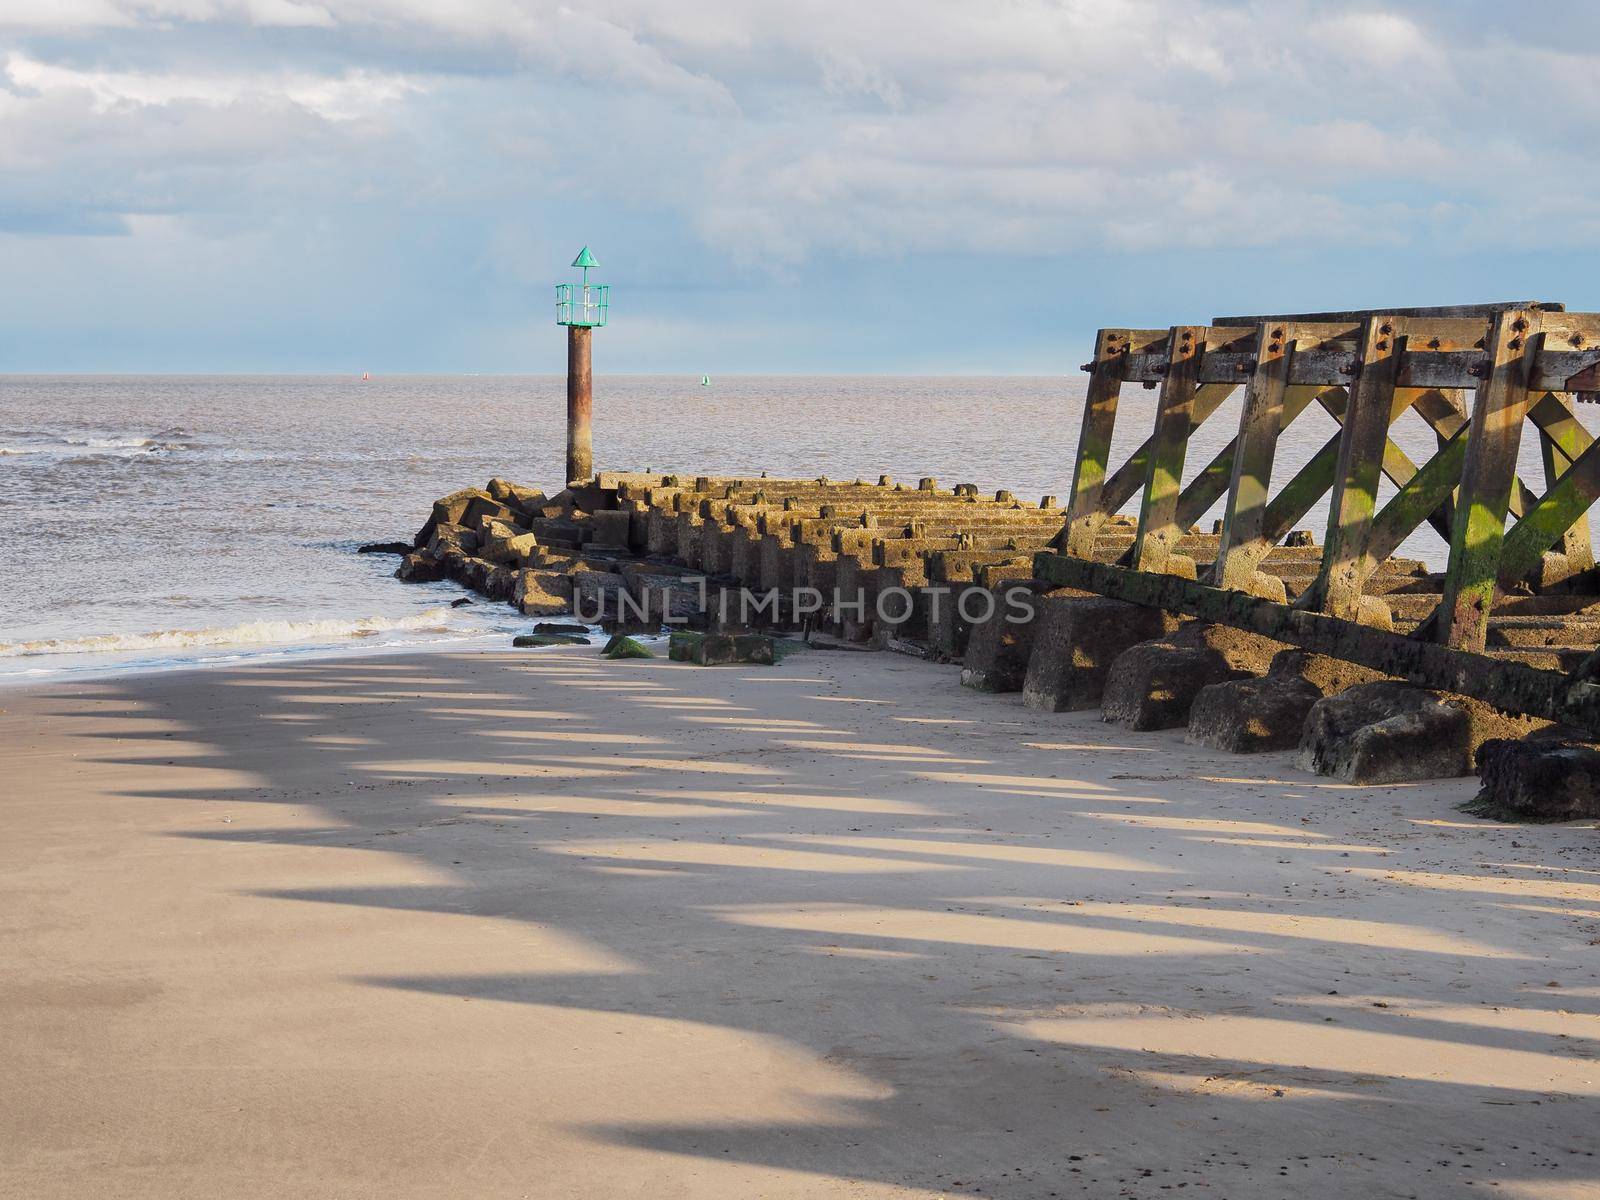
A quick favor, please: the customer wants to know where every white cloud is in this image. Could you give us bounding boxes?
[2,0,1600,268]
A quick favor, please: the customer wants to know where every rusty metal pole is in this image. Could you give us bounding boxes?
[566,324,593,486]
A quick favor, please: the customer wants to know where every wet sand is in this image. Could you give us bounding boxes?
[3,646,1599,1198]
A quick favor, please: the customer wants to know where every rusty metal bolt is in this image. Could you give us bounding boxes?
[1236,360,1253,373]
[1509,336,1524,351]
[1080,362,1095,372]
[1376,339,1388,351]
[1340,361,1360,376]
[1271,327,1285,340]
[1570,333,1586,347]
[1268,341,1282,354]
[1512,317,1529,332]
[1428,337,1442,350]
[1154,364,1170,376]
[1379,323,1393,336]
[1467,363,1487,378]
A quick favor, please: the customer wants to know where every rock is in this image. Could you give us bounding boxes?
[450,597,473,608]
[1021,594,1173,711]
[572,570,627,622]
[1297,681,1473,783]
[602,634,654,660]
[534,622,589,636]
[414,487,492,548]
[1470,737,1600,820]
[960,584,1044,693]
[395,552,446,583]
[514,569,574,617]
[512,633,587,648]
[1187,674,1324,753]
[357,540,413,556]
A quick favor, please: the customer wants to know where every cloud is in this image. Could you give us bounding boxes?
[1,1,1598,367]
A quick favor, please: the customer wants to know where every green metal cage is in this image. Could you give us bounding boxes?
[555,281,608,327]
[556,247,608,327]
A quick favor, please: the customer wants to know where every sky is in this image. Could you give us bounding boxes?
[1,1,1599,374]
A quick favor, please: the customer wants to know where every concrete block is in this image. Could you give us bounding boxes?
[960,584,1044,693]
[572,570,627,622]
[1187,675,1323,753]
[1297,682,1473,783]
[1021,595,1172,712]
[1471,737,1600,820]
[514,569,574,617]
[589,509,632,551]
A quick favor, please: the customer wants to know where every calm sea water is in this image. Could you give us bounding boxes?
[3,374,1592,681]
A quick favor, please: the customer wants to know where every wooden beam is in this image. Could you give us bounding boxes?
[1214,321,1297,590]
[1064,328,1132,558]
[1131,326,1203,573]
[1306,316,1407,620]
[1212,301,1564,324]
[1497,436,1600,585]
[1438,310,1541,652]
[1098,383,1238,515]
[1366,424,1469,566]
[1528,391,1597,574]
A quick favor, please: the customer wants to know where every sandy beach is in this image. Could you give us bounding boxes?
[4,644,1599,1199]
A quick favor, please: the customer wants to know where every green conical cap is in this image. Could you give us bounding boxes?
[571,246,598,269]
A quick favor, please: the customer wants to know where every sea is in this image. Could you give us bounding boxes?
[3,374,1594,683]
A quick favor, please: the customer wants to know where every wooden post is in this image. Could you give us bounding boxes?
[566,324,593,486]
[1215,321,1294,591]
[1064,329,1127,558]
[1311,315,1405,621]
[1132,326,1203,574]
[1438,309,1541,651]
[1530,391,1597,575]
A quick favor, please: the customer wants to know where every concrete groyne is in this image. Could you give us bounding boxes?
[387,464,1599,819]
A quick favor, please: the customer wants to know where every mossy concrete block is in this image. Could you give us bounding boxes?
[512,633,587,648]
[668,631,703,662]
[1470,737,1600,820]
[602,635,655,660]
[669,630,775,665]
[514,569,574,617]
[1020,594,1172,712]
[960,584,1044,693]
[572,570,627,621]
[1297,682,1473,783]
[1267,648,1391,696]
[1187,675,1323,753]
[395,552,446,583]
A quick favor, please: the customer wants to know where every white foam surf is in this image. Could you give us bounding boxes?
[0,608,458,660]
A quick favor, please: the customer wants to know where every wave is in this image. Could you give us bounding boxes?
[0,427,198,459]
[0,608,458,659]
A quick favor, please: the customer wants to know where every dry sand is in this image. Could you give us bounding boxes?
[3,644,1599,1199]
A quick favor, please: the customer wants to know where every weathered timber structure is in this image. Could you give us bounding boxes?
[390,301,1600,790]
[1036,303,1600,735]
